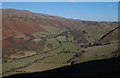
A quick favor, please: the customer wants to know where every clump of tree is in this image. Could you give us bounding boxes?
[47,43,53,48]
[74,52,82,57]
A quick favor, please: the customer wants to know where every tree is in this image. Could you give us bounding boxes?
[47,43,53,48]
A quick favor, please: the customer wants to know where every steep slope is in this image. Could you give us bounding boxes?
[100,26,119,41]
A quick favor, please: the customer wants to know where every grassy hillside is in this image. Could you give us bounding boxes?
[71,43,118,64]
[2,9,119,77]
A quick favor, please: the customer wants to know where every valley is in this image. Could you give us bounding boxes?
[1,9,119,77]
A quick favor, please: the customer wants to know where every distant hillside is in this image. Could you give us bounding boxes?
[99,26,119,42]
[2,9,117,34]
[2,9,118,41]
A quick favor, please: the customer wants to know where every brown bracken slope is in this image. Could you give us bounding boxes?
[3,18,48,34]
[2,9,118,34]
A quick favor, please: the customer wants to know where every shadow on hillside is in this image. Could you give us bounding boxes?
[3,57,120,78]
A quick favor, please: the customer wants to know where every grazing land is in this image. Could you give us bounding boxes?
[2,9,119,77]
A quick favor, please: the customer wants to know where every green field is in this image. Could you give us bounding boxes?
[2,61,27,73]
[2,42,118,76]
[32,32,51,38]
[39,53,74,64]
[19,54,51,63]
[41,25,68,35]
[17,63,70,72]
[74,43,118,64]
[3,25,118,77]
[2,53,54,75]
[60,42,81,51]
[2,39,81,76]
[49,41,81,55]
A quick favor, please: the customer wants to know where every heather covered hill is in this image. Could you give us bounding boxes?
[2,9,117,30]
[3,18,48,34]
